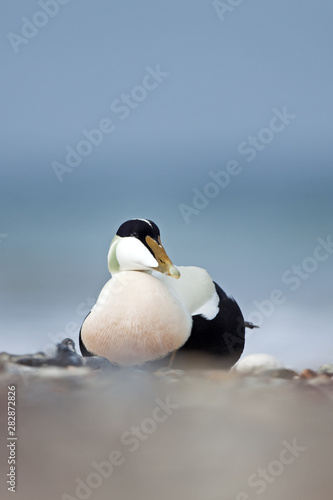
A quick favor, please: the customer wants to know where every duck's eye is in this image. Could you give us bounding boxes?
[131,232,138,238]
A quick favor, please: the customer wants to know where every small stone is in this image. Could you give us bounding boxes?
[317,364,333,376]
[0,352,11,363]
[2,339,84,369]
[61,338,77,351]
[2,351,48,364]
[300,369,317,379]
[52,339,83,367]
[9,351,48,367]
[235,354,284,375]
[16,357,47,367]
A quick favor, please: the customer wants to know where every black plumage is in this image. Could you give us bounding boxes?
[79,313,93,357]
[176,282,245,368]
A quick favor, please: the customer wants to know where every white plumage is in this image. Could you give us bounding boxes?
[153,266,219,320]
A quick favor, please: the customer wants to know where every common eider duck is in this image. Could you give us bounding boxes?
[79,219,253,368]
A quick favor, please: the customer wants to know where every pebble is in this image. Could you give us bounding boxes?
[0,351,47,365]
[51,339,83,367]
[234,353,284,375]
[5,339,83,368]
[317,364,333,376]
[300,368,317,379]
[1,342,333,396]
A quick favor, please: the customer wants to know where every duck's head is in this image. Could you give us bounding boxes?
[107,219,180,278]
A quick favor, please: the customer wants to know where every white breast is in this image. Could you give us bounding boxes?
[81,271,192,366]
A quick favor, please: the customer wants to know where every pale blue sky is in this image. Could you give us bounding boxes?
[1,1,332,367]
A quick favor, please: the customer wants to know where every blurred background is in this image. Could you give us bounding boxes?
[1,0,332,369]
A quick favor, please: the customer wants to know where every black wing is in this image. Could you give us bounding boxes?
[178,282,245,368]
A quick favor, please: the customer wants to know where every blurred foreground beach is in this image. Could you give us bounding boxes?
[1,351,333,500]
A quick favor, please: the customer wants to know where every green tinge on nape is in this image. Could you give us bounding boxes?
[108,235,121,274]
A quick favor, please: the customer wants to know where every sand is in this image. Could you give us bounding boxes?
[1,348,333,500]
